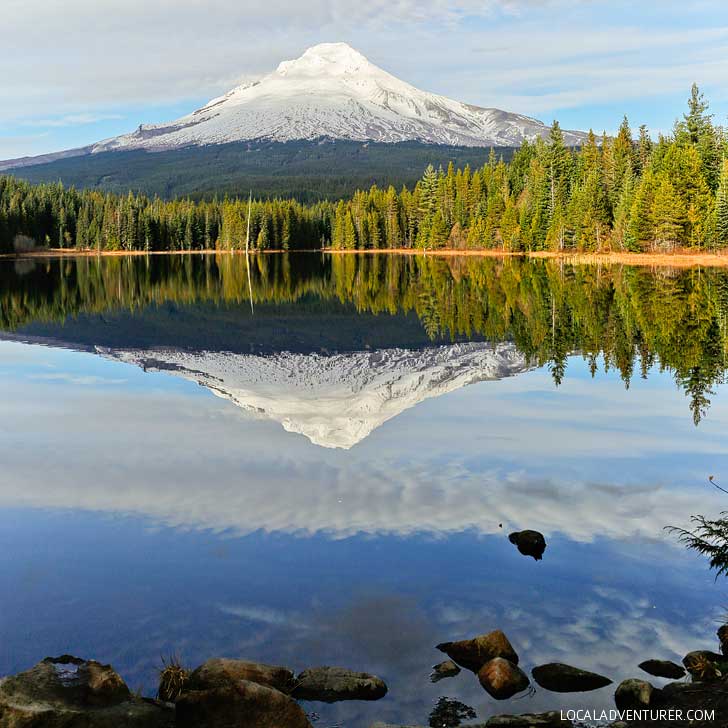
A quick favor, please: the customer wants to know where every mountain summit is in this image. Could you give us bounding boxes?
[1,43,585,171]
[94,42,585,151]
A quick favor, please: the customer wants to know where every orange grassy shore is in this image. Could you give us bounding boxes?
[3,247,728,268]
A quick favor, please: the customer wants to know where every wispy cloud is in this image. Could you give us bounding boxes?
[21,113,124,128]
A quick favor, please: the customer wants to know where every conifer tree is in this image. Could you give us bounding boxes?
[716,161,728,247]
[652,177,686,250]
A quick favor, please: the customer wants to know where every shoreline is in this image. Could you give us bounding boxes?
[3,247,728,268]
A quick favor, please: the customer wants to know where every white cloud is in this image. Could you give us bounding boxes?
[2,0,727,143]
[21,113,124,128]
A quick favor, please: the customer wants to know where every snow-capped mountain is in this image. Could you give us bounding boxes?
[0,43,586,170]
[97,342,531,449]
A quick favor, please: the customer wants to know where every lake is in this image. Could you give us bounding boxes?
[1,252,727,727]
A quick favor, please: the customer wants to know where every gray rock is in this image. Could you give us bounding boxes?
[185,657,294,694]
[292,666,387,702]
[508,530,547,560]
[430,660,460,683]
[436,630,519,672]
[486,712,572,727]
[614,678,656,710]
[0,655,173,728]
[531,663,612,693]
[637,659,685,680]
[477,658,529,700]
[176,679,312,728]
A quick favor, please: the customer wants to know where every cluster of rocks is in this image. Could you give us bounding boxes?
[433,629,612,701]
[0,654,387,728]
[417,624,728,728]
[5,624,728,728]
[610,629,728,727]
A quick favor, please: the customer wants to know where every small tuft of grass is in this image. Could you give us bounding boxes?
[157,655,190,703]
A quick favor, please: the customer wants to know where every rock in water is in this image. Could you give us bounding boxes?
[477,658,529,699]
[637,659,685,679]
[486,713,573,727]
[176,679,312,728]
[292,666,387,702]
[508,530,547,560]
[185,658,294,693]
[531,663,612,692]
[430,660,461,683]
[0,655,173,727]
[718,624,728,655]
[614,679,657,710]
[436,630,519,672]
[682,650,725,681]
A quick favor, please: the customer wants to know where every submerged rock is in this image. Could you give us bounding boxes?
[291,666,387,702]
[176,679,312,728]
[0,655,173,727]
[185,657,294,694]
[531,663,612,693]
[430,660,460,683]
[508,530,547,560]
[436,630,519,672]
[477,658,529,699]
[637,659,685,680]
[486,712,572,727]
[614,678,658,710]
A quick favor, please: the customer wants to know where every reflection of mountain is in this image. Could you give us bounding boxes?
[98,342,531,449]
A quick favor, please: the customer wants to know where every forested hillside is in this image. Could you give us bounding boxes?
[4,139,505,203]
[1,86,726,254]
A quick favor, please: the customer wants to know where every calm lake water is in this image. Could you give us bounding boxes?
[1,252,728,726]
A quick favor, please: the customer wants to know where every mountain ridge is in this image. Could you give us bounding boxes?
[1,42,586,172]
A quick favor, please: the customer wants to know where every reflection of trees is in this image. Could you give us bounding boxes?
[428,697,476,728]
[2,252,728,423]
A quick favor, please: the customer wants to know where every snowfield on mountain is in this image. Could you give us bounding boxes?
[1,43,586,171]
[97,43,585,151]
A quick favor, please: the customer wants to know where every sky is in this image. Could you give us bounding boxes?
[2,0,728,159]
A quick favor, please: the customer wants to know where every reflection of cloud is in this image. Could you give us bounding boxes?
[0,454,719,543]
[218,604,296,626]
[0,341,725,542]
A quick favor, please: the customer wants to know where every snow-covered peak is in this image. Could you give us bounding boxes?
[276,42,371,76]
[84,43,587,153]
[96,343,532,449]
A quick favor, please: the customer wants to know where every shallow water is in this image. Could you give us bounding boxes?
[1,252,727,726]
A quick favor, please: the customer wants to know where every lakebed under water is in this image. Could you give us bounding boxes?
[1,252,727,726]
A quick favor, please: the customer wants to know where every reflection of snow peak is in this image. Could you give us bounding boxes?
[98,343,531,448]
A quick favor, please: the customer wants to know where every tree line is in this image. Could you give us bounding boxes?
[1,85,727,254]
